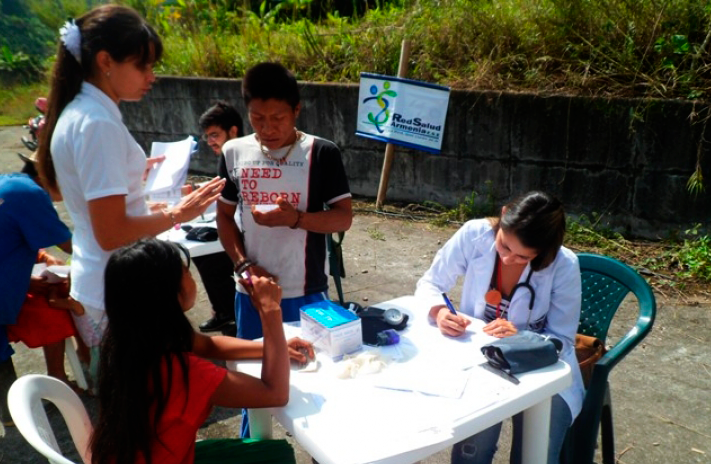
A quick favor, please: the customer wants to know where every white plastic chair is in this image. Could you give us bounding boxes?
[12,337,88,392]
[63,337,89,391]
[7,374,93,464]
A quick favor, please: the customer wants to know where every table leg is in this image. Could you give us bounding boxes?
[521,396,551,464]
[248,409,274,439]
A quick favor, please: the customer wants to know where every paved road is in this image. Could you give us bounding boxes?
[1,126,709,463]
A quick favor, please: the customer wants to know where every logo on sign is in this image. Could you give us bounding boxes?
[362,81,398,133]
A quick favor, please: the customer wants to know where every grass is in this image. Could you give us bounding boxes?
[0,81,49,126]
[367,226,386,241]
[4,0,711,119]
[6,0,711,100]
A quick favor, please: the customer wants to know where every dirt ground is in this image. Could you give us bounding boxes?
[0,125,709,464]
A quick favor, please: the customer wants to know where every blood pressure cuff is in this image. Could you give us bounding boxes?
[481,330,562,375]
[185,226,218,242]
[355,306,408,346]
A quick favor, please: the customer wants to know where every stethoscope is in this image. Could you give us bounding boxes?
[493,256,536,326]
[510,266,536,327]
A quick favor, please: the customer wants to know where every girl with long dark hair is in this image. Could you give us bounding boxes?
[416,191,584,464]
[36,5,225,380]
[91,238,311,463]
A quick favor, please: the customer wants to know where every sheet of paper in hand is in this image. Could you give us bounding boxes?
[143,136,197,196]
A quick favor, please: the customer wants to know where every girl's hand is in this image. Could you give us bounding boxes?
[241,275,282,316]
[43,254,64,266]
[28,275,51,295]
[287,338,314,363]
[433,306,471,337]
[483,318,518,338]
[171,177,226,223]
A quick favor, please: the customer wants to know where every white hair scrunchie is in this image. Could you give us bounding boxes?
[59,19,82,64]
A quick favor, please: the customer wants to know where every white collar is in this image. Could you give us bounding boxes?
[80,81,123,122]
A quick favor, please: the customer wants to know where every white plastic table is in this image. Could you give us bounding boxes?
[156,214,224,258]
[230,295,573,464]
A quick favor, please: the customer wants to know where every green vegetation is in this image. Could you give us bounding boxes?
[425,181,496,226]
[0,0,54,84]
[5,0,709,100]
[641,224,711,283]
[0,81,49,125]
[115,0,711,101]
[367,226,386,241]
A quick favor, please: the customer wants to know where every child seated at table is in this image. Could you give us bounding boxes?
[90,238,313,463]
[7,248,88,393]
[415,191,584,464]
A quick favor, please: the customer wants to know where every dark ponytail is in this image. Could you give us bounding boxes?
[37,5,163,192]
[37,44,82,192]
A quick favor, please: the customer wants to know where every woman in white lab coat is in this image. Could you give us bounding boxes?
[415,191,584,464]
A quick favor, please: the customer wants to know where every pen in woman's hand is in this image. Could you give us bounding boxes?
[441,293,458,315]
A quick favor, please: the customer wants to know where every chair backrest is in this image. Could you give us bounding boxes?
[8,374,93,464]
[578,253,656,345]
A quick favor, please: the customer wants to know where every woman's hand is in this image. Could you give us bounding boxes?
[287,338,314,363]
[431,305,471,337]
[483,318,518,338]
[241,275,282,317]
[171,177,226,223]
[146,201,168,214]
[143,155,165,181]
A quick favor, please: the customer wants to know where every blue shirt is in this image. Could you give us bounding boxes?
[0,174,71,326]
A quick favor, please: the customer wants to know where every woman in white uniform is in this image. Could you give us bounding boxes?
[36,5,225,383]
[415,191,584,464]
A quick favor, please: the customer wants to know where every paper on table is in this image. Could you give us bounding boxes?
[372,362,471,398]
[143,136,196,195]
[453,363,517,421]
[148,188,183,206]
[402,318,489,372]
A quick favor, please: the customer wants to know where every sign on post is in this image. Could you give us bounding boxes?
[356,72,450,154]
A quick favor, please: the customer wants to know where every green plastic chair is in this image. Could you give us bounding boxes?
[562,253,656,464]
[327,232,346,306]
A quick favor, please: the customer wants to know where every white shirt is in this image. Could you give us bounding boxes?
[415,219,585,419]
[51,82,148,310]
[219,133,351,298]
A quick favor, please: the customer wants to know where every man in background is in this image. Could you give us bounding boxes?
[193,101,243,334]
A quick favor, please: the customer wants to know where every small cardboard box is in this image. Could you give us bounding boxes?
[300,300,362,360]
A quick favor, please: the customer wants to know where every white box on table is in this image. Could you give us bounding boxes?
[300,300,362,360]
